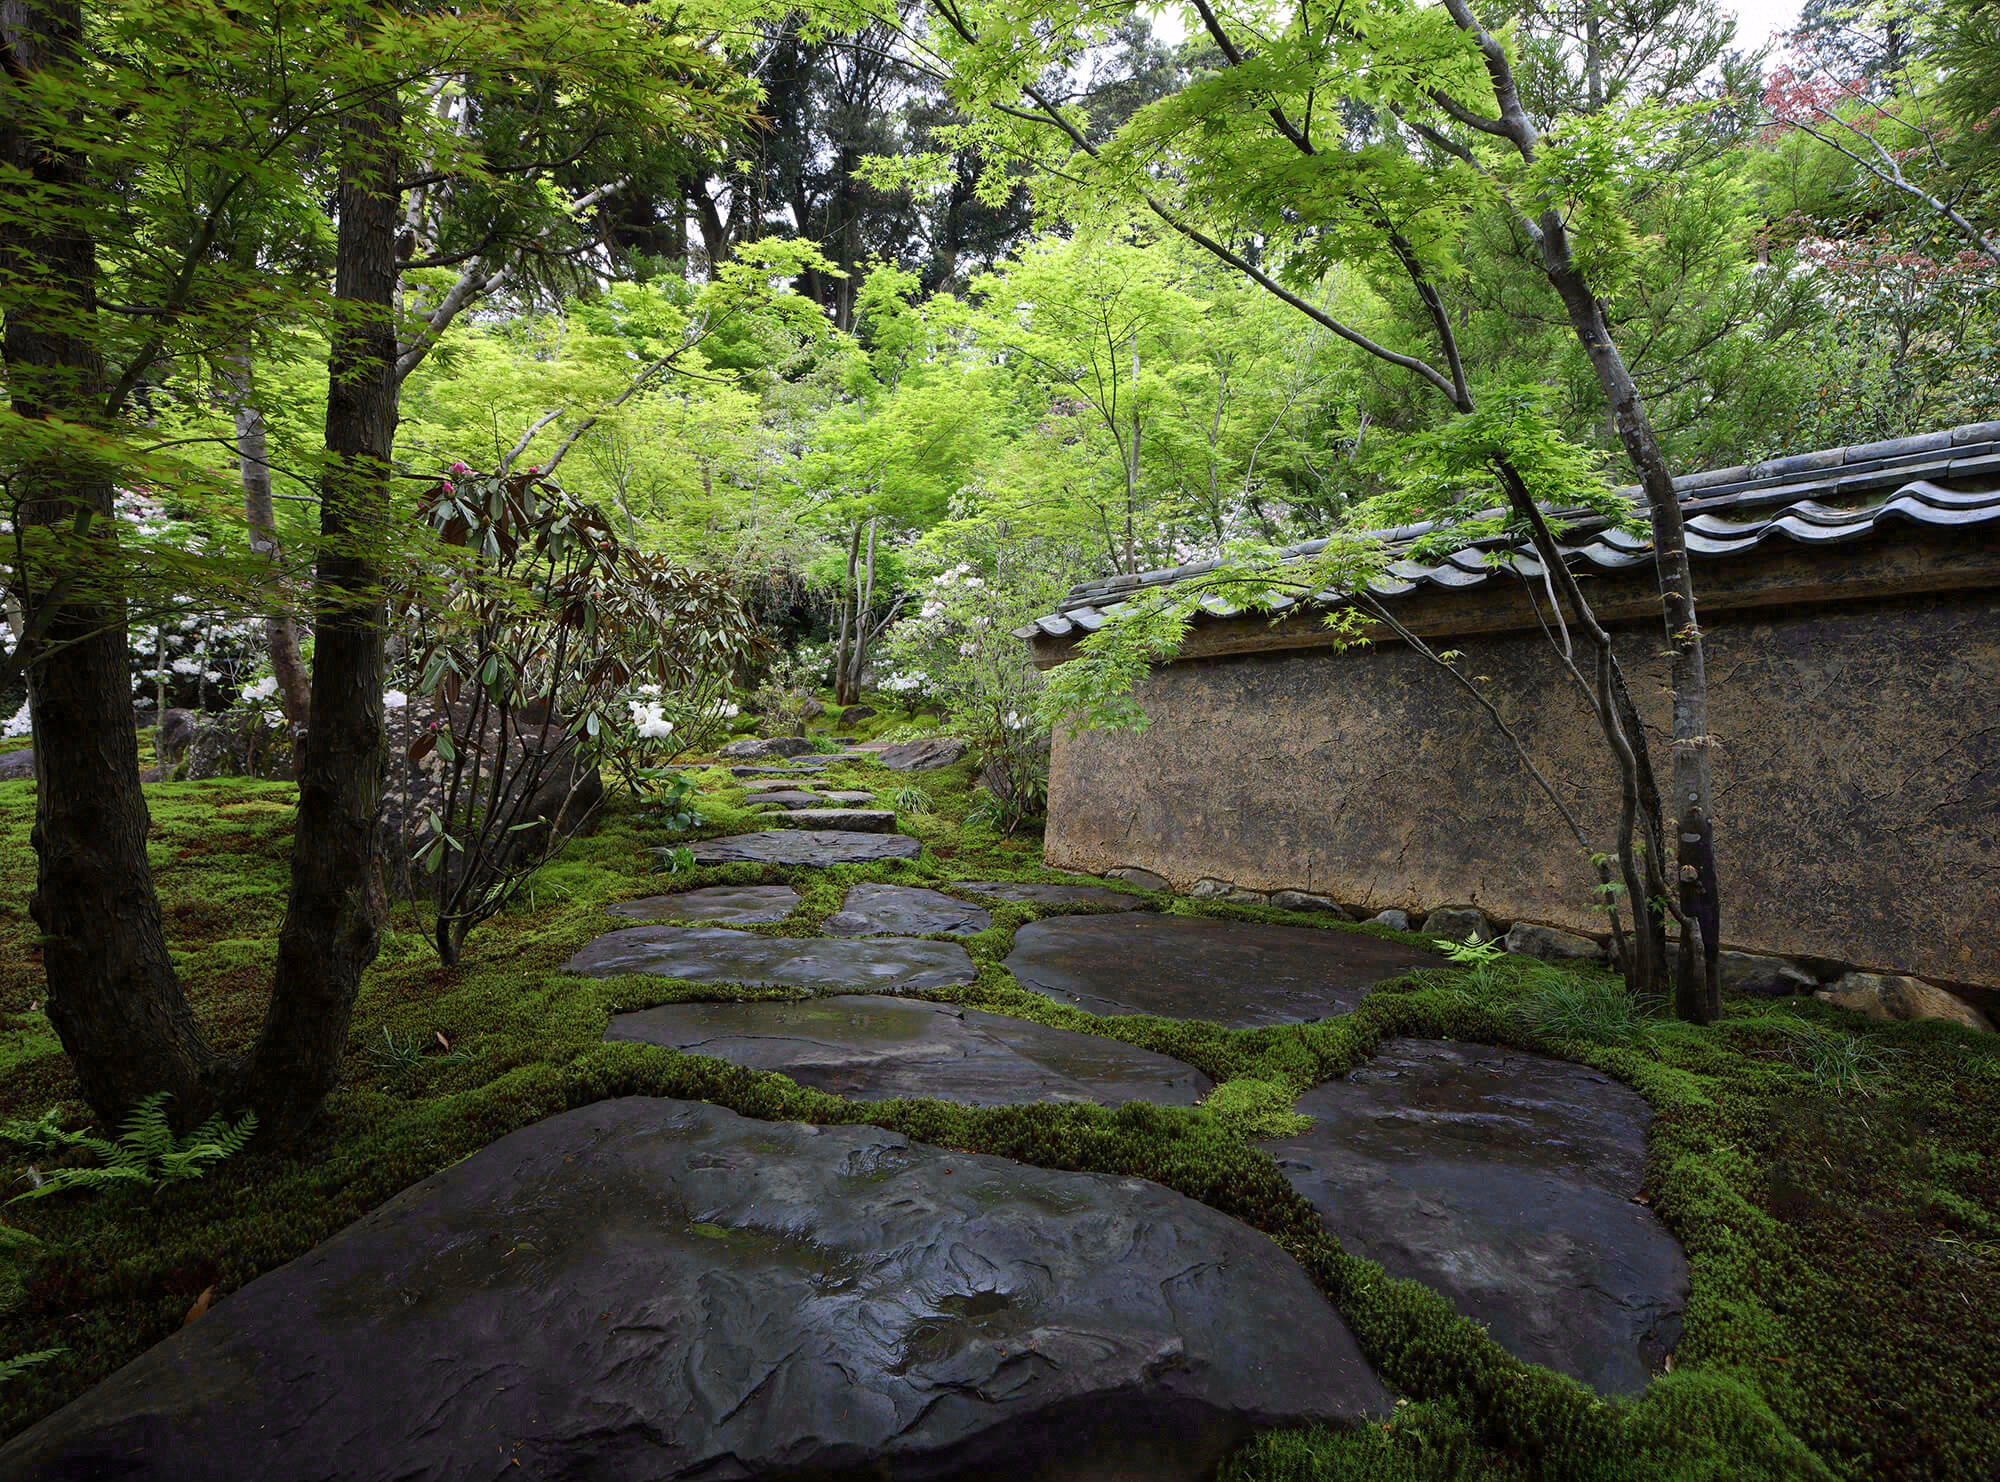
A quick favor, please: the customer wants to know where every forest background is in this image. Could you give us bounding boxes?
[5,0,1999,868]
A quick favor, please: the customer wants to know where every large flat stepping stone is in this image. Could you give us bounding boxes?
[825,883,992,938]
[565,925,975,992]
[820,790,877,805]
[767,808,897,832]
[1005,915,1435,1027]
[609,995,1210,1107]
[608,886,800,924]
[0,1100,1389,1481]
[955,880,1153,911]
[1261,1038,1688,1397]
[743,789,827,809]
[688,830,922,866]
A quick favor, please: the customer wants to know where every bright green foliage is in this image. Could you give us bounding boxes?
[1,1094,255,1203]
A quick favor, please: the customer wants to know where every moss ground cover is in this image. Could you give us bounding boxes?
[0,758,1994,1479]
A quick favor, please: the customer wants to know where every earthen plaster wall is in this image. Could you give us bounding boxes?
[1044,580,2000,990]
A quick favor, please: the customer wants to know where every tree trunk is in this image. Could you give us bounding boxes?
[241,86,398,1133]
[847,516,877,700]
[4,0,217,1122]
[224,349,312,739]
[1540,253,1719,1022]
[1125,332,1141,574]
[832,519,861,708]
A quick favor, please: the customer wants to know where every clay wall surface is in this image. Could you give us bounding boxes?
[1045,585,2000,990]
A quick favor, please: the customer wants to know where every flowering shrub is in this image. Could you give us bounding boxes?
[394,466,761,962]
[881,549,1072,832]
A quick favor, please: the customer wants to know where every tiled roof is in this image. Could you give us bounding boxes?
[1019,422,2000,641]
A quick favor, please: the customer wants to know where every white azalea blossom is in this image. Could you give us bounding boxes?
[383,690,408,710]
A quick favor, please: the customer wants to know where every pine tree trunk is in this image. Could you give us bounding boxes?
[3,0,217,1122]
[241,89,398,1133]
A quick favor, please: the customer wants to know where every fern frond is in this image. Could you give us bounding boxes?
[0,1347,68,1387]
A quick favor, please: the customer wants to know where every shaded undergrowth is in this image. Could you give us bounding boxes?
[0,762,1994,1481]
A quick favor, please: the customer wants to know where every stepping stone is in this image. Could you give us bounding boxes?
[954,880,1152,911]
[744,790,826,809]
[0,1100,1389,1481]
[823,884,991,937]
[739,778,810,793]
[766,808,897,832]
[720,736,815,759]
[878,737,967,771]
[607,886,800,924]
[687,830,922,866]
[1004,915,1436,1027]
[729,765,814,777]
[609,995,1210,1107]
[820,791,876,805]
[564,925,975,993]
[1261,1038,1688,1397]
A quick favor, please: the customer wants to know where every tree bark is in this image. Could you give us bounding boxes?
[224,349,312,739]
[4,0,217,1121]
[1539,257,1719,1021]
[241,86,398,1133]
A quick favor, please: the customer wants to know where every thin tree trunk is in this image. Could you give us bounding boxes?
[1539,261,1718,1021]
[848,515,877,700]
[832,519,861,708]
[4,0,215,1122]
[241,85,398,1133]
[224,349,312,738]
[1125,332,1140,574]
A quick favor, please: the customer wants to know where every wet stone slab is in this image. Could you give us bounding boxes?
[607,886,801,925]
[767,809,898,832]
[823,884,992,938]
[743,790,827,809]
[0,1099,1388,1482]
[564,925,975,993]
[686,830,923,867]
[1004,915,1436,1027]
[953,881,1153,912]
[608,995,1210,1108]
[1260,1038,1688,1397]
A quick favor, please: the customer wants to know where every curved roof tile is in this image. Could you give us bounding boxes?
[1020,425,2000,639]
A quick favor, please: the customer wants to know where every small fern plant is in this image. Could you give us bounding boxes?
[0,1348,66,1387]
[3,1094,256,1204]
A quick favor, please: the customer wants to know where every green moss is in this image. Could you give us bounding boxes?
[0,772,1994,1480]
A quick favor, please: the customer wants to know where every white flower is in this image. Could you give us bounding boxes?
[1003,711,1023,729]
[2,701,31,738]
[919,602,944,619]
[383,690,408,710]
[629,700,675,739]
[958,642,977,656]
[961,576,982,588]
[242,675,280,703]
[637,683,662,697]
[170,657,204,676]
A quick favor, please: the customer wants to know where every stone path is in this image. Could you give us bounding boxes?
[766,808,897,831]
[952,880,1152,911]
[608,885,801,923]
[687,830,921,866]
[9,752,1696,1478]
[565,925,976,993]
[0,1100,1388,1482]
[609,995,1210,1107]
[823,883,991,937]
[1260,1038,1687,1396]
[1004,914,1437,1027]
